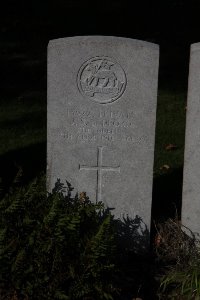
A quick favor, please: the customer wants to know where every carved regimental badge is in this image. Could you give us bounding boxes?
[77,56,127,104]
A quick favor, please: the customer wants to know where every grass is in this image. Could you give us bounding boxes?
[154,89,186,176]
[0,36,187,222]
[0,87,187,225]
[0,29,187,180]
[0,89,186,174]
[156,218,200,300]
[0,13,191,300]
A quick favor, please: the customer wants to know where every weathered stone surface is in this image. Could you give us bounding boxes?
[182,43,200,236]
[47,36,159,231]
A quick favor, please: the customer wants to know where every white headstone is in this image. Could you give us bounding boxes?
[182,42,200,236]
[47,36,159,231]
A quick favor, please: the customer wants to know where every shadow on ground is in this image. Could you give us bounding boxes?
[151,167,183,238]
[113,215,156,300]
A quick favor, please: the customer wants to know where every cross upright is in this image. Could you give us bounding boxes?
[79,146,120,202]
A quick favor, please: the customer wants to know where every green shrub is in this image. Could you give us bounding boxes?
[0,177,117,300]
[155,218,200,300]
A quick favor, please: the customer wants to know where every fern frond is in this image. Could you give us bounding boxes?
[12,249,26,273]
[54,290,69,300]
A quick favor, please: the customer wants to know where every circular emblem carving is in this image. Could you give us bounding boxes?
[77,56,126,104]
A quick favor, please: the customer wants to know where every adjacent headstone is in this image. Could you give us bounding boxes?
[182,42,200,236]
[47,36,159,232]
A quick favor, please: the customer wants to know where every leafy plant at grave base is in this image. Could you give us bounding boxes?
[0,176,117,300]
[155,218,200,300]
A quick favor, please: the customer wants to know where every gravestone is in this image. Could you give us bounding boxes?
[182,42,200,236]
[47,36,159,232]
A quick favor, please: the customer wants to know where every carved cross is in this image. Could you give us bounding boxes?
[79,146,120,202]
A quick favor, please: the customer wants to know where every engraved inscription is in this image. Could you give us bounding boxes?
[79,146,120,202]
[50,107,149,145]
[77,56,127,104]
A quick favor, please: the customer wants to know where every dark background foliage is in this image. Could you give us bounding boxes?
[1,0,200,95]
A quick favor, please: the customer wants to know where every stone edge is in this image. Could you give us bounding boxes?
[191,42,200,52]
[48,35,159,51]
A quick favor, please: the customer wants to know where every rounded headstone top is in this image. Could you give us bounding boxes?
[191,42,200,52]
[48,35,159,51]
